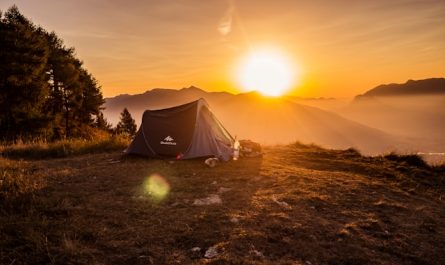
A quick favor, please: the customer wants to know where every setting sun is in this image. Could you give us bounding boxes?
[236,48,298,97]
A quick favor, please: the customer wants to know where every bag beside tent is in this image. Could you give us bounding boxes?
[125,98,234,161]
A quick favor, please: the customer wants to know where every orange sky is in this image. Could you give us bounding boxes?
[1,0,444,98]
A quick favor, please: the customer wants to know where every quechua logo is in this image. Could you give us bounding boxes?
[160,135,177,145]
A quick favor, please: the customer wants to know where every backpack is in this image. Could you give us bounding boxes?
[239,140,262,157]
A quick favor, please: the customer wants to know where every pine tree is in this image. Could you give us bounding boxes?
[44,32,84,137]
[115,108,137,137]
[95,111,113,132]
[79,69,104,126]
[0,5,50,141]
[43,32,104,138]
[0,5,105,141]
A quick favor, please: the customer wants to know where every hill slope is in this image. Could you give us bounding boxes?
[340,78,445,152]
[104,86,233,125]
[1,146,444,264]
[357,78,445,97]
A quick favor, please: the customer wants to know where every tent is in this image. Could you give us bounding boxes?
[125,98,234,161]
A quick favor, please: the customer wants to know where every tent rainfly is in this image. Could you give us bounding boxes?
[125,98,234,161]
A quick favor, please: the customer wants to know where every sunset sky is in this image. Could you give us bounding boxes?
[1,0,444,98]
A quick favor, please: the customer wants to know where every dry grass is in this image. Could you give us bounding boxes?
[1,144,444,265]
[0,135,129,160]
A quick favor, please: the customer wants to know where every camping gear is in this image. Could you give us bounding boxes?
[233,139,240,160]
[125,98,234,161]
[239,139,262,157]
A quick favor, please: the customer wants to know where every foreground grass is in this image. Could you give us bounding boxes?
[0,136,129,160]
[0,136,129,201]
[0,157,42,202]
[1,144,445,264]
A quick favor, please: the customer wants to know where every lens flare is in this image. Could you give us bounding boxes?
[143,174,170,202]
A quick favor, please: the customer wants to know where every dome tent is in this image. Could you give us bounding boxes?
[125,98,234,161]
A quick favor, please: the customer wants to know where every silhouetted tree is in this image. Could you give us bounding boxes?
[95,111,113,132]
[0,5,50,141]
[0,6,105,141]
[43,32,104,138]
[78,69,104,126]
[115,108,137,137]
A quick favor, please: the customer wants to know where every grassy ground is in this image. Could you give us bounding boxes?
[1,143,444,265]
[0,135,129,160]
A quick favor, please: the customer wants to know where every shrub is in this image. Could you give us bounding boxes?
[384,152,429,168]
[342,147,362,157]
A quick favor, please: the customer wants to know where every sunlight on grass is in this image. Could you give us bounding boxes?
[0,135,129,159]
[143,174,170,203]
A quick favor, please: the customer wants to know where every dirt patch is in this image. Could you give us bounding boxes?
[1,145,444,264]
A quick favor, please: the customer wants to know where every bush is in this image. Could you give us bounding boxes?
[384,152,429,168]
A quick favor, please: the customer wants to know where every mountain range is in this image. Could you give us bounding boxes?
[103,78,445,156]
[356,78,445,98]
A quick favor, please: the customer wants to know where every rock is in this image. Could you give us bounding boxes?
[251,249,264,257]
[272,195,291,208]
[191,247,201,252]
[218,187,232,193]
[230,217,239,223]
[204,246,219,259]
[193,194,222,205]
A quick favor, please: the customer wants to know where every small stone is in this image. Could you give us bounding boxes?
[251,249,264,257]
[193,194,222,205]
[218,187,232,193]
[272,195,291,208]
[191,247,201,252]
[204,246,219,259]
[230,217,239,223]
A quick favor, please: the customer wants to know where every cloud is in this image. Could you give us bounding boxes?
[218,4,234,36]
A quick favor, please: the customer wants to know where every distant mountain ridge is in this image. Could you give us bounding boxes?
[357,78,445,98]
[104,86,233,117]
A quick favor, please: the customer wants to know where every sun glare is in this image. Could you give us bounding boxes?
[237,48,298,97]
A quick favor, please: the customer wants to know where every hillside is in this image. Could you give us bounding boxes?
[339,79,445,153]
[1,145,444,264]
[357,78,445,97]
[103,87,401,155]
[209,92,398,154]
